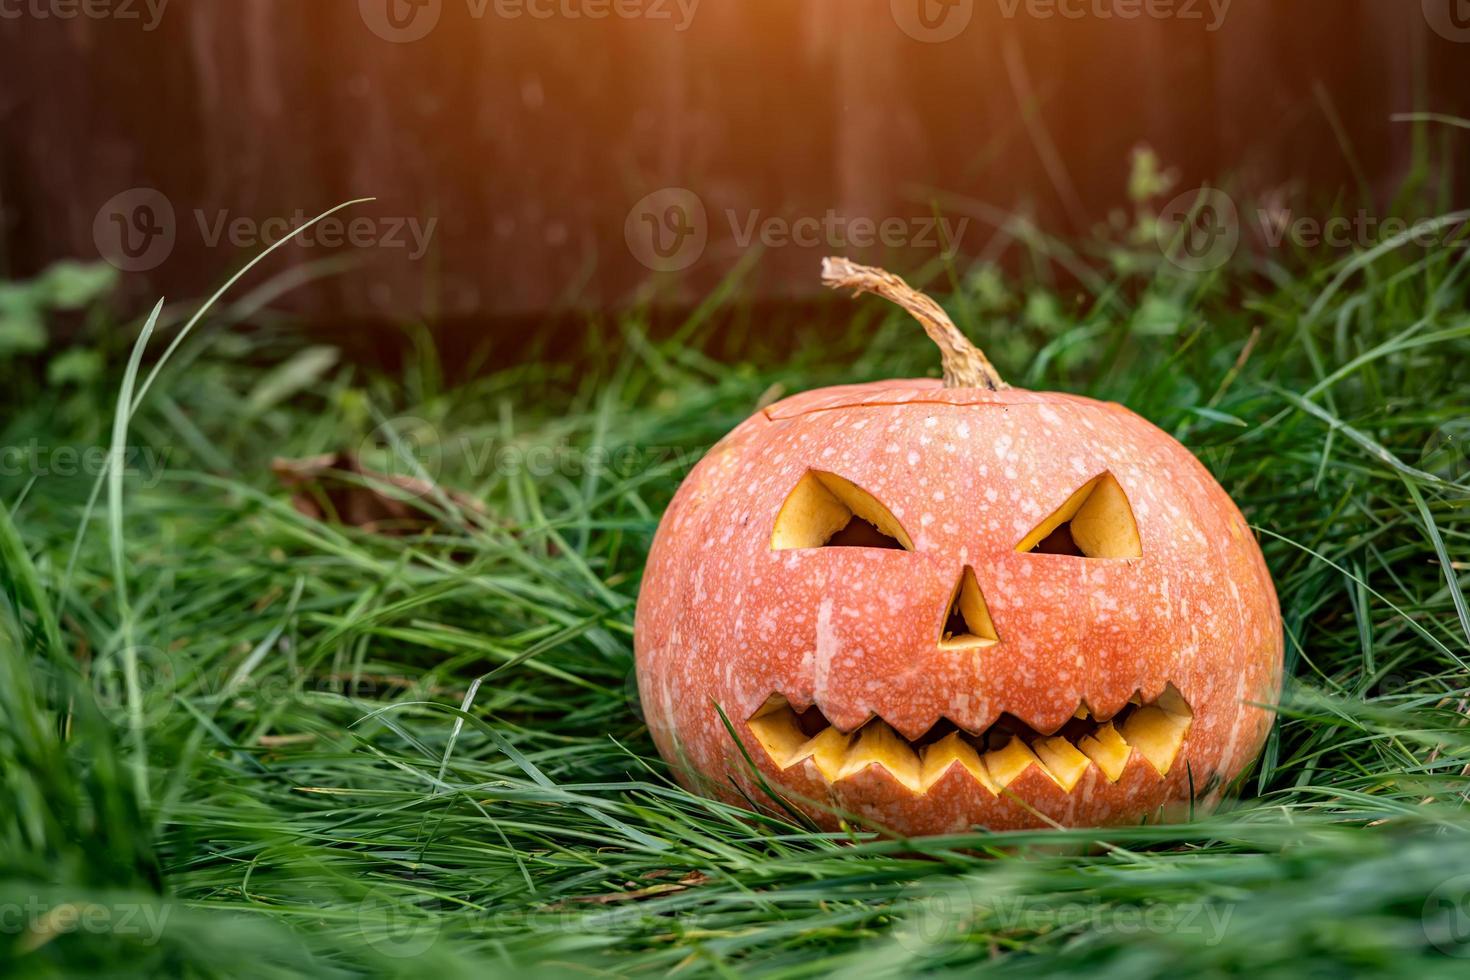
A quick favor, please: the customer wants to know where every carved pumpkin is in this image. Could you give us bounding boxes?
[634,259,1282,835]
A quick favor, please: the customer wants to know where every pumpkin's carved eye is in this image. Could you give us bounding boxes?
[1016,472,1142,559]
[772,471,913,551]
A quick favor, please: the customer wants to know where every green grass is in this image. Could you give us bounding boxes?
[1,183,1469,977]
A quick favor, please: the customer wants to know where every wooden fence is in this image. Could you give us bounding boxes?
[1,0,1466,321]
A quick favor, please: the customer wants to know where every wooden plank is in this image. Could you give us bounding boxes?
[0,0,1462,323]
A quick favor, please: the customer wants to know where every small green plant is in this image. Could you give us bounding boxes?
[0,261,116,359]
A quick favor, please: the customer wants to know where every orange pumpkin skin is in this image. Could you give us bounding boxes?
[635,377,1281,836]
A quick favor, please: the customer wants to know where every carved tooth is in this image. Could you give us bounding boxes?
[838,720,922,791]
[750,697,791,720]
[1120,706,1191,775]
[1077,722,1132,781]
[1139,679,1169,706]
[981,736,1043,789]
[921,732,996,793]
[747,703,808,766]
[1155,683,1193,720]
[1033,736,1091,791]
[750,685,1195,792]
[800,727,853,782]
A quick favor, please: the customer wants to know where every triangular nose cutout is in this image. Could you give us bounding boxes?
[939,566,999,650]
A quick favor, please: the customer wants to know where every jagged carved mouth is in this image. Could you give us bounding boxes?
[747,685,1193,795]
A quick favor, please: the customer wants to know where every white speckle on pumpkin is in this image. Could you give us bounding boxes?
[814,597,836,696]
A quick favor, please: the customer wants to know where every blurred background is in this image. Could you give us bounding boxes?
[1,0,1468,338]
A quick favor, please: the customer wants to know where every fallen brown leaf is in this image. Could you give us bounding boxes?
[554,871,710,907]
[271,452,483,535]
[257,733,318,748]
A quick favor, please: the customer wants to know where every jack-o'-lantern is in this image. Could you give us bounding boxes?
[634,258,1282,835]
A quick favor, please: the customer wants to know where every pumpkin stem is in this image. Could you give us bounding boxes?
[821,257,1008,391]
